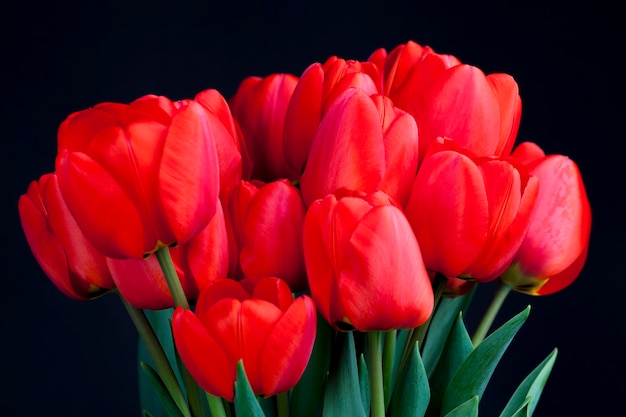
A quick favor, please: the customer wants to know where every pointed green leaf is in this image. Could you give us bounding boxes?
[510,399,530,417]
[143,410,156,417]
[322,332,367,417]
[358,354,370,414]
[441,307,530,415]
[443,396,479,417]
[426,312,473,417]
[500,349,558,417]
[423,289,475,376]
[234,360,266,417]
[389,342,430,417]
[139,339,170,417]
[290,314,332,417]
[139,362,185,417]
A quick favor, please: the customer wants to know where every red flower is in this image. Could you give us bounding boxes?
[55,94,221,260]
[300,88,419,207]
[226,180,307,291]
[18,173,114,300]
[501,142,592,295]
[107,202,229,310]
[303,189,433,331]
[172,277,317,401]
[283,57,382,174]
[194,88,247,202]
[229,73,300,182]
[372,41,520,161]
[405,139,539,282]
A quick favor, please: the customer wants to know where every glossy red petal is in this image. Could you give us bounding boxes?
[252,277,294,312]
[339,205,433,330]
[487,73,522,156]
[405,151,489,277]
[172,308,235,401]
[57,150,145,259]
[262,296,317,395]
[300,88,386,206]
[160,101,220,246]
[511,141,546,165]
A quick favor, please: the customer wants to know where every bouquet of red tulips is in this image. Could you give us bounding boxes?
[19,41,591,417]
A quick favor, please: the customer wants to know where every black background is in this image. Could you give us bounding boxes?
[3,1,624,416]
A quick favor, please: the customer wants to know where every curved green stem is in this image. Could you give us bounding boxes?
[471,282,512,346]
[277,392,290,417]
[206,393,228,417]
[368,331,385,417]
[120,294,191,417]
[382,329,396,408]
[155,247,190,310]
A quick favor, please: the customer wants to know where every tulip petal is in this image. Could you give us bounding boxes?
[57,150,145,259]
[261,296,317,396]
[160,101,220,245]
[339,205,433,330]
[172,308,235,400]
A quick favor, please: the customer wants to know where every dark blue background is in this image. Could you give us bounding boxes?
[3,1,624,416]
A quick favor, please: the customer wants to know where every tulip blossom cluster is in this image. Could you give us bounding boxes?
[19,40,591,416]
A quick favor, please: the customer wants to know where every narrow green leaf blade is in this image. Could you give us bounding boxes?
[322,332,367,417]
[358,354,370,414]
[139,362,185,417]
[234,360,266,417]
[422,289,475,376]
[426,312,473,417]
[290,313,332,417]
[389,342,430,417]
[511,401,530,417]
[443,396,479,417]
[441,306,530,415]
[500,348,558,417]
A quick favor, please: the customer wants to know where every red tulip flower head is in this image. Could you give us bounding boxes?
[303,189,434,331]
[405,139,539,282]
[300,88,419,207]
[55,94,221,260]
[19,173,114,300]
[172,277,317,401]
[501,142,592,295]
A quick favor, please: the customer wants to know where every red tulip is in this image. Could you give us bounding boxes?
[226,180,307,291]
[373,41,520,161]
[501,142,592,295]
[55,94,221,260]
[283,57,382,173]
[172,277,317,401]
[194,88,247,202]
[405,139,539,282]
[107,201,229,309]
[18,173,114,300]
[303,189,433,331]
[300,88,419,207]
[229,73,300,181]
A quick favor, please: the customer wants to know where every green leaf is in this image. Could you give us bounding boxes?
[322,332,367,417]
[441,306,530,415]
[290,314,332,417]
[499,348,558,417]
[358,354,370,414]
[510,400,530,417]
[139,362,185,417]
[426,312,473,417]
[234,360,266,417]
[143,410,156,417]
[389,342,430,417]
[443,396,479,417]
[422,289,475,376]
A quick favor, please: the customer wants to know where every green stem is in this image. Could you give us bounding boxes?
[368,332,385,417]
[382,329,396,408]
[179,360,204,417]
[471,282,513,346]
[277,392,290,417]
[400,274,447,371]
[155,247,190,310]
[206,393,228,417]
[120,295,191,417]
